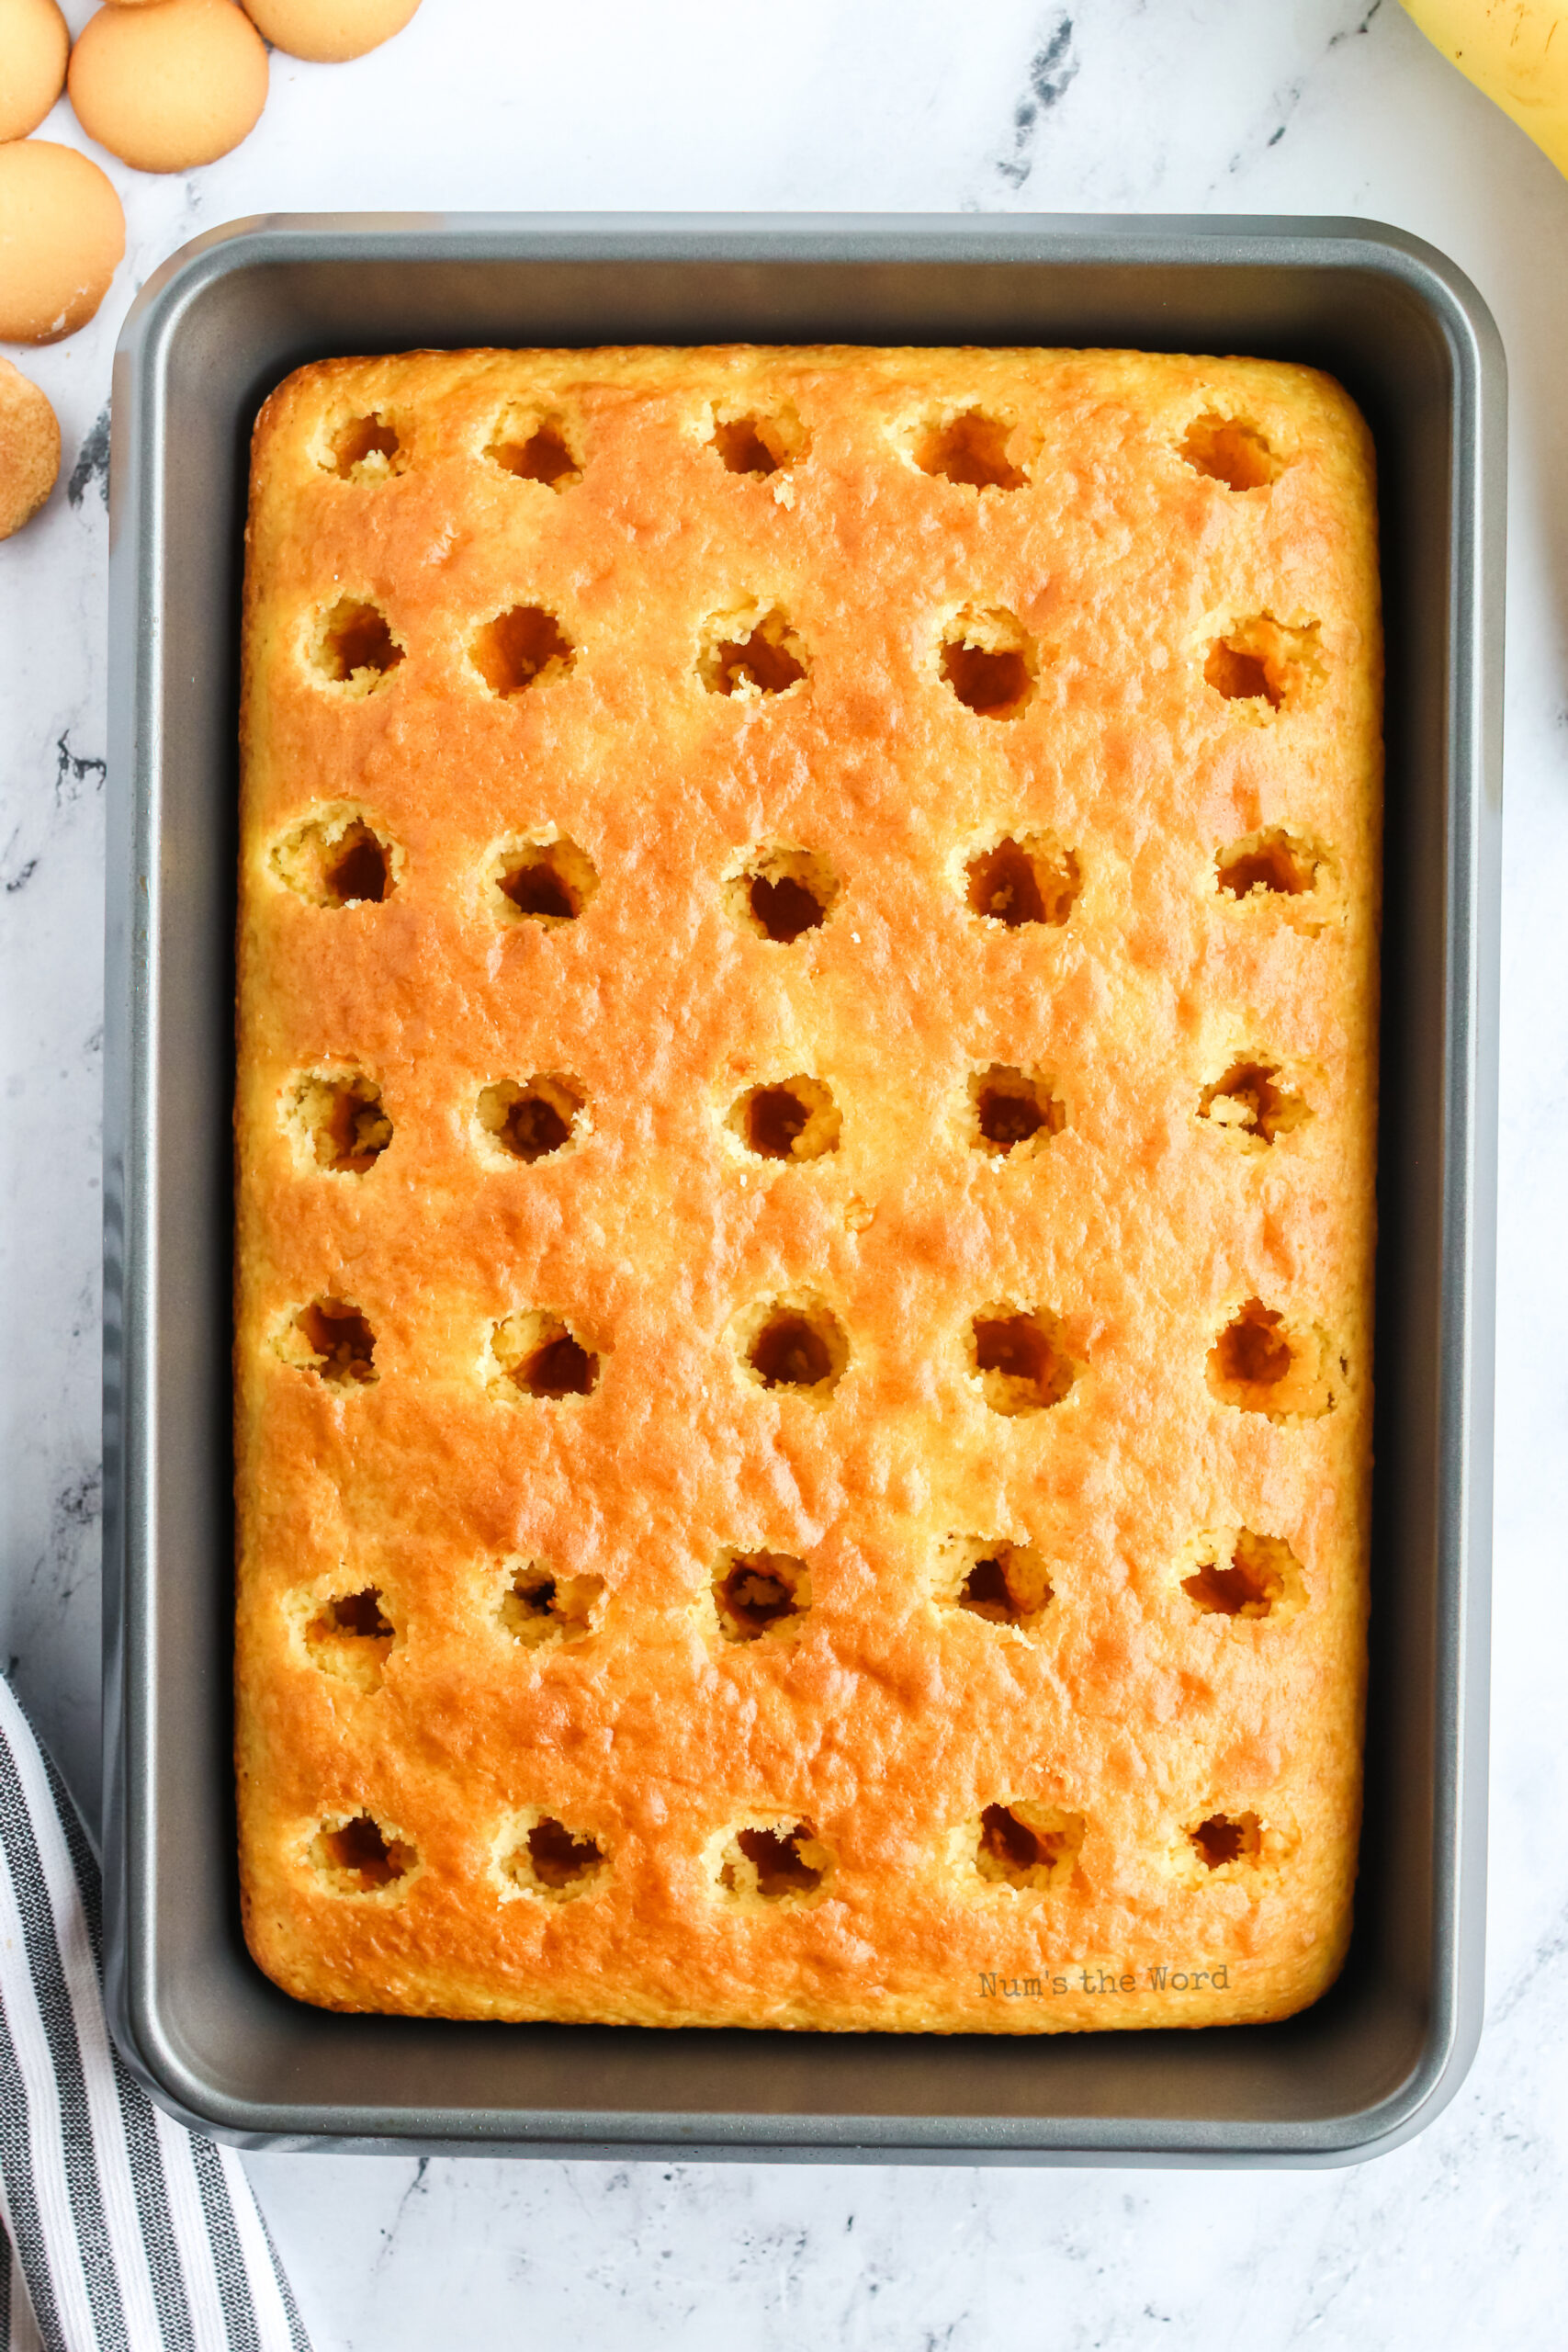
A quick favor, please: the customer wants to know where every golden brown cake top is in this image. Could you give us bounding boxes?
[235,345,1381,2032]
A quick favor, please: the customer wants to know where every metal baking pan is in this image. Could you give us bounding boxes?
[102,213,1503,2163]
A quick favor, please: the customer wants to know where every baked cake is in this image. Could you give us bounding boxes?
[234,345,1382,2031]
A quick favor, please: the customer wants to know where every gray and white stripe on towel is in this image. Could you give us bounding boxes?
[0,1676,310,2352]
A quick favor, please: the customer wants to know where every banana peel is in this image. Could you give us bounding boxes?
[1400,1,1568,177]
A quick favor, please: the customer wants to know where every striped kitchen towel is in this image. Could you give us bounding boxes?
[0,1675,310,2352]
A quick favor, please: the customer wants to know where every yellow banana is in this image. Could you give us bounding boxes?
[1400,0,1568,177]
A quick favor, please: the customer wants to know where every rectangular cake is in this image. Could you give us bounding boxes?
[234,344,1382,2031]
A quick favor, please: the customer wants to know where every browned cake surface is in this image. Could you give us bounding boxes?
[235,345,1381,2032]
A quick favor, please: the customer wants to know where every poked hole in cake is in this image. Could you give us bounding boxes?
[710,1549,813,1644]
[724,1073,840,1164]
[964,1062,1066,1157]
[936,1536,1055,1633]
[723,842,840,942]
[698,602,808,699]
[484,404,581,489]
[269,806,401,908]
[908,405,1028,492]
[730,1291,849,1401]
[488,833,599,926]
[493,1808,609,1902]
[308,1811,418,1896]
[283,1069,393,1173]
[938,605,1038,719]
[957,1801,1085,1893]
[272,1296,378,1389]
[469,603,576,698]
[320,404,404,480]
[713,1818,834,1907]
[497,1561,605,1648]
[1206,1298,1338,1421]
[965,1304,1078,1416]
[1203,614,1325,715]
[1179,1529,1306,1623]
[960,830,1081,928]
[486,1309,604,1403]
[1178,409,1289,492]
[296,1579,398,1691]
[475,1072,588,1164]
[306,595,405,694]
[705,399,808,479]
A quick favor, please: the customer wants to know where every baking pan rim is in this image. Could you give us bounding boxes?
[102,209,1503,2164]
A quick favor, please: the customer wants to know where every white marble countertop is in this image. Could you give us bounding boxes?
[3,0,1565,2342]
